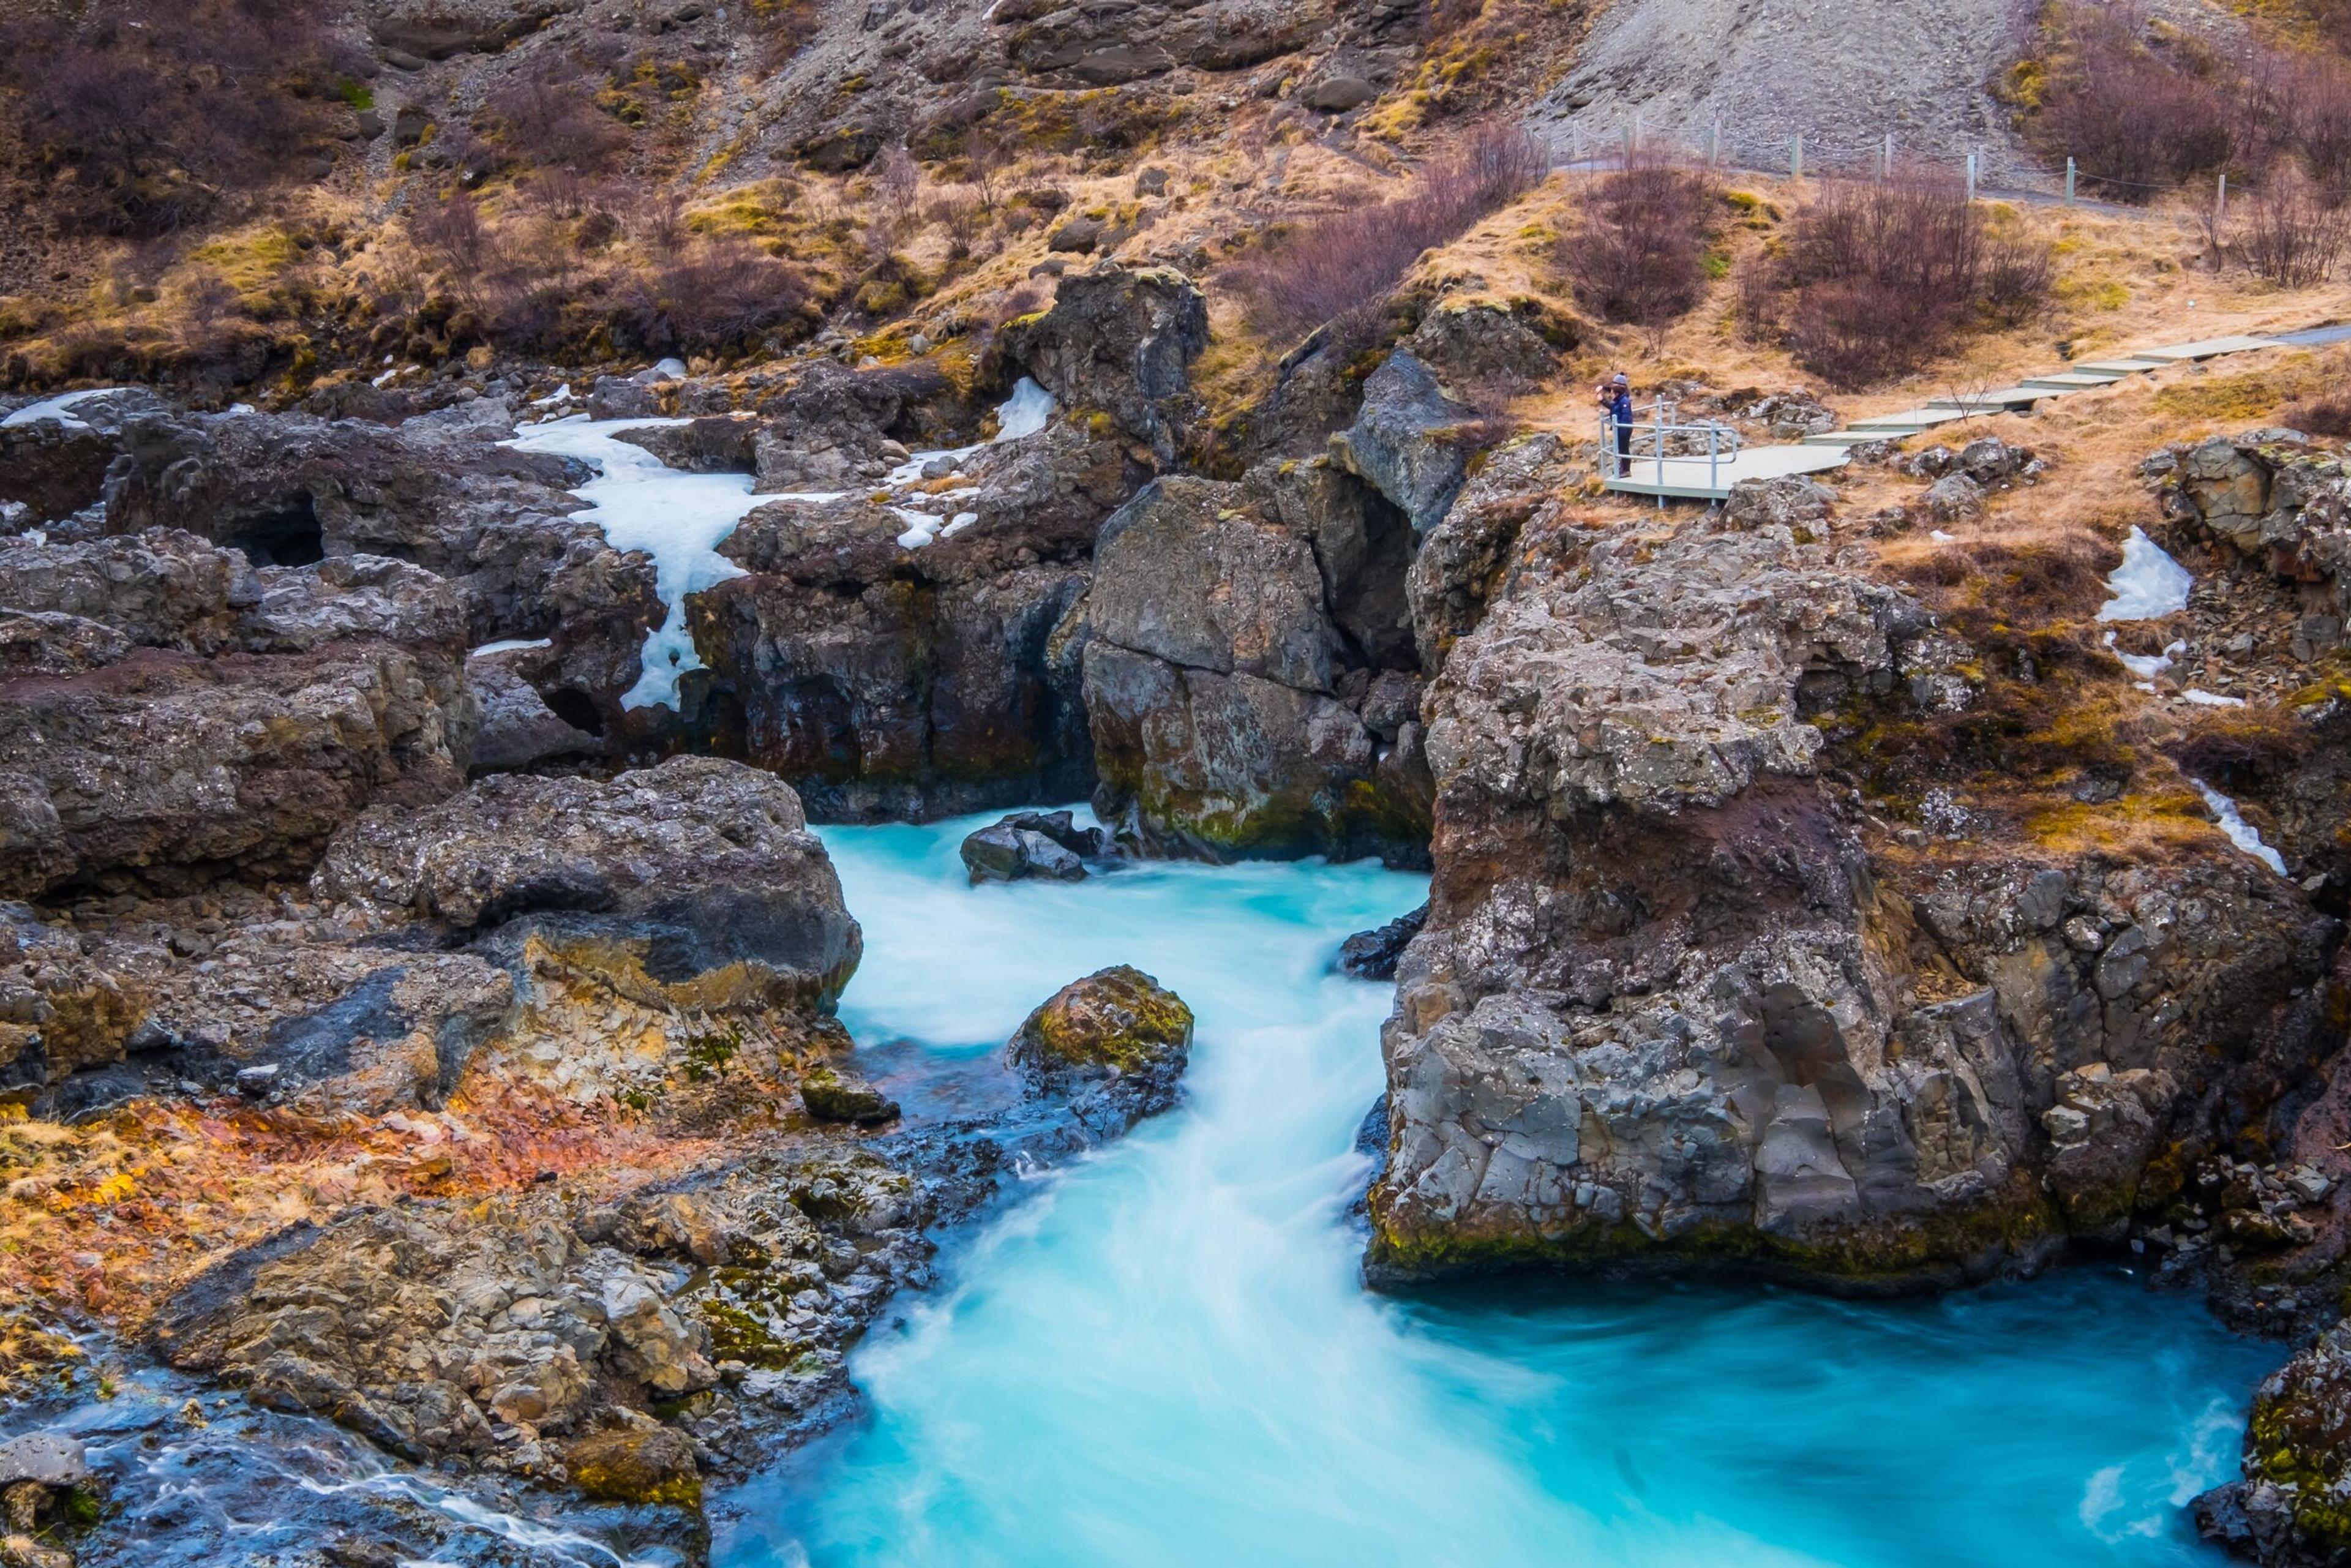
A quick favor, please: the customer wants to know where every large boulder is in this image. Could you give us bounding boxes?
[1008,964,1194,1125]
[1329,351,1491,536]
[2158,432,2351,647]
[688,421,1134,821]
[1367,512,2341,1286]
[96,402,656,652]
[0,535,474,899]
[156,1199,717,1462]
[614,416,758,476]
[998,264,1209,464]
[1082,473,1428,863]
[314,756,861,1012]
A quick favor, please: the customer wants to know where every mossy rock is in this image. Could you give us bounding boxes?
[563,1426,702,1510]
[798,1064,899,1126]
[1008,966,1193,1081]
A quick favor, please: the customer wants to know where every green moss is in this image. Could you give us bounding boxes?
[1365,1176,2060,1289]
[565,1430,703,1509]
[700,1300,811,1371]
[1017,966,1193,1074]
[681,1024,742,1083]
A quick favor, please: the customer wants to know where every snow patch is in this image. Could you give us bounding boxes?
[470,638,553,658]
[892,507,942,550]
[884,377,1059,487]
[2181,689,2245,707]
[2195,781,2287,875]
[2096,527,2192,621]
[2,388,127,429]
[504,415,763,711]
[2104,631,2185,680]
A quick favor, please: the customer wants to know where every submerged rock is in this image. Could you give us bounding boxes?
[1335,904,1428,981]
[1010,965,1194,1125]
[961,810,1103,884]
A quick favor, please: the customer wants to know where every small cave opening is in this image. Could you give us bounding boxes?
[546,688,607,737]
[225,494,325,567]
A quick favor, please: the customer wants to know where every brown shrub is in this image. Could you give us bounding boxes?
[609,238,809,358]
[2240,173,2351,287]
[0,0,359,236]
[1741,175,2052,388]
[482,68,628,178]
[1226,121,1548,345]
[2031,5,2236,199]
[2278,384,2351,439]
[1560,157,1717,337]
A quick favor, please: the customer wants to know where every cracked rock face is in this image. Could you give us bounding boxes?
[1081,466,1430,865]
[1369,514,2341,1286]
[315,756,862,1013]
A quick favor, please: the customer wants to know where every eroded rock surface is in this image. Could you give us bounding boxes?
[1083,463,1430,864]
[1368,508,2342,1288]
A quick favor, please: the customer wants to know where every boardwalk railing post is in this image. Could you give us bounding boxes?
[2065,157,2076,206]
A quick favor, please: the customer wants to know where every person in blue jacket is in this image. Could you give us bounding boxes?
[1598,371,1634,476]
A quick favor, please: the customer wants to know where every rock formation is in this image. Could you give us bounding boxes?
[1367,502,2342,1288]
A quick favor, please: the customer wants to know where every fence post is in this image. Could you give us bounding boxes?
[1792,133,1803,181]
[2065,157,2076,206]
[1708,121,1720,168]
[1632,111,1643,153]
[2217,171,2229,226]
[1967,151,1978,203]
[1621,124,1634,164]
[1882,133,1895,180]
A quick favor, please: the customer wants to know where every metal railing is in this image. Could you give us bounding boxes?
[1599,398,1743,501]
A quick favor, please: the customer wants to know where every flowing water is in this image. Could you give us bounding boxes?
[716,811,2284,1568]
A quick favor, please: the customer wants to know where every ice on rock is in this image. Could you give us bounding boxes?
[884,378,1059,488]
[2,388,129,429]
[892,507,943,549]
[2195,781,2288,875]
[994,376,1057,441]
[2096,528,2192,621]
[2104,632,2185,680]
[470,638,553,658]
[506,415,765,711]
[2181,689,2246,708]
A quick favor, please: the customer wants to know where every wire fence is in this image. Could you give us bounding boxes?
[1540,117,2234,216]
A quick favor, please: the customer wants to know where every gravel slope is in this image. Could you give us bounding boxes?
[1529,0,2047,187]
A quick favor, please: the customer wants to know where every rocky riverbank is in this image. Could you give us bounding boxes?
[9,255,2351,1562]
